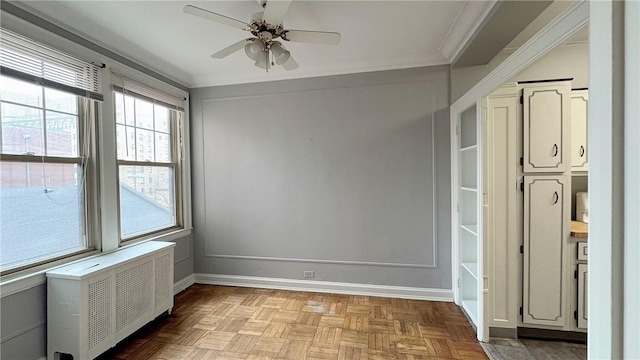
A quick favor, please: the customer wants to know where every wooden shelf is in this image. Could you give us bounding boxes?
[461,145,478,152]
[571,221,588,238]
[461,224,478,236]
[461,262,478,279]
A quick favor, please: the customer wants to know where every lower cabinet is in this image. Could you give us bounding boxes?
[522,175,570,327]
[577,262,588,329]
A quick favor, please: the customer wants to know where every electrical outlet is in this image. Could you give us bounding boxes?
[303,271,315,278]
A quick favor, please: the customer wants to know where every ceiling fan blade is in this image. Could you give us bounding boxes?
[183,5,249,30]
[283,30,341,45]
[262,0,292,25]
[282,56,298,71]
[211,39,249,59]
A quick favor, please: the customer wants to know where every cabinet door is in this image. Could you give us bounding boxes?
[571,90,589,172]
[486,94,519,329]
[522,175,569,327]
[577,264,588,329]
[522,82,571,173]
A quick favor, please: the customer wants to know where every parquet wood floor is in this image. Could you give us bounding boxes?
[101,284,488,360]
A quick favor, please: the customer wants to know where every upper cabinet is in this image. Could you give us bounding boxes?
[521,81,572,173]
[571,90,589,172]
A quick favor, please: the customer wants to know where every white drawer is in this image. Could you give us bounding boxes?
[577,242,588,261]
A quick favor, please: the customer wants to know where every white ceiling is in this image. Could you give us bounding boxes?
[18,1,494,88]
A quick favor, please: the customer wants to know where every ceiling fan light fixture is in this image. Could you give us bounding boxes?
[254,49,270,70]
[270,42,290,65]
[244,39,265,61]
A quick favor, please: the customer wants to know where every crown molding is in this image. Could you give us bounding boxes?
[440,0,499,63]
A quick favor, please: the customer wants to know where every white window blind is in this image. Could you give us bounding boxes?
[0,27,103,101]
[111,72,185,112]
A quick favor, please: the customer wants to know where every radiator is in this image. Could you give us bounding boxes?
[46,241,175,360]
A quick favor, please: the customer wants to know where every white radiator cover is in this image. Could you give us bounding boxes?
[47,241,175,360]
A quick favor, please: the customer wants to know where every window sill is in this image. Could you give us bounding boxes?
[120,227,192,247]
[0,227,192,298]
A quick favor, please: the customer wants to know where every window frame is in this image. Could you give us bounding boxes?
[0,78,99,275]
[113,89,186,243]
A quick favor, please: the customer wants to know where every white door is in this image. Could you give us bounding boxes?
[522,175,568,327]
[571,90,589,172]
[522,81,571,173]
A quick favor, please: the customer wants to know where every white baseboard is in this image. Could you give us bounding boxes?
[173,274,195,295]
[193,273,453,301]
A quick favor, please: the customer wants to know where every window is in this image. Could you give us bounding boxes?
[113,75,185,240]
[0,28,102,273]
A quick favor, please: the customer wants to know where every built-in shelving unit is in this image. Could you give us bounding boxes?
[461,224,478,236]
[462,262,478,279]
[458,105,480,327]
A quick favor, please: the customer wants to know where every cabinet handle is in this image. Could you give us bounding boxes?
[553,191,559,204]
[553,144,558,157]
[580,145,585,157]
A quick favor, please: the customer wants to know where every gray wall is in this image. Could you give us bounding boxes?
[173,235,195,282]
[0,236,193,360]
[1,285,46,360]
[190,66,452,289]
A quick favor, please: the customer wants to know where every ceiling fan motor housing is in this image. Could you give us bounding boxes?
[248,13,285,40]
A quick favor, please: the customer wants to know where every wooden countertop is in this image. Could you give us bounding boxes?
[571,221,588,238]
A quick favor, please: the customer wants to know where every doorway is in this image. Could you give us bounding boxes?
[450,0,588,344]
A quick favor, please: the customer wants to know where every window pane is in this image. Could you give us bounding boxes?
[155,132,170,163]
[114,93,135,125]
[154,106,169,133]
[135,99,154,130]
[119,165,175,239]
[1,103,44,155]
[116,124,136,161]
[136,129,154,161]
[45,88,77,114]
[0,161,87,271]
[0,76,43,107]
[46,111,78,157]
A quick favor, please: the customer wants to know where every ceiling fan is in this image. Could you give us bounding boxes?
[183,0,341,71]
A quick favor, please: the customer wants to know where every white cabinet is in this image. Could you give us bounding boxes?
[522,175,570,327]
[522,81,572,173]
[571,90,589,172]
[577,263,588,329]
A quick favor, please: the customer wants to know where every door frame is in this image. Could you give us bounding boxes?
[450,0,588,342]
